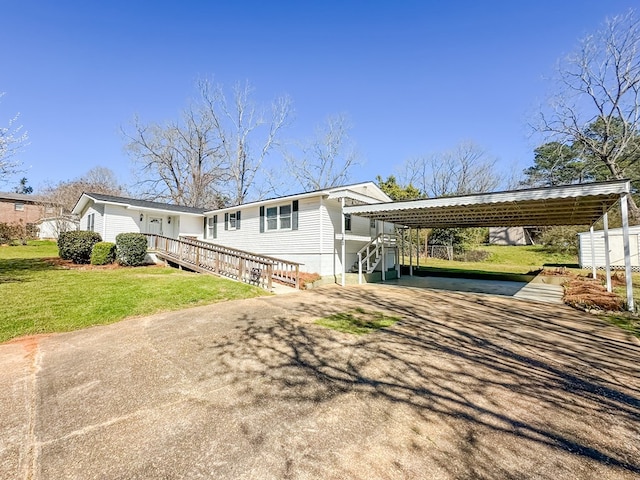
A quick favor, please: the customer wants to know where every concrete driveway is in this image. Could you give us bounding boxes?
[1,284,639,479]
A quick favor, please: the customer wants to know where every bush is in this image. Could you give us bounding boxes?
[0,222,33,245]
[58,231,102,264]
[428,227,489,254]
[116,233,148,266]
[90,241,116,265]
[540,226,581,255]
[453,249,491,262]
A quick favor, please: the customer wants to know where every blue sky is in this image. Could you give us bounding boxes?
[1,0,638,194]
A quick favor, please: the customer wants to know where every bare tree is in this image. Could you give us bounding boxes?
[209,80,292,204]
[400,141,502,197]
[39,167,126,237]
[0,93,29,183]
[537,10,640,218]
[284,114,360,191]
[124,79,292,207]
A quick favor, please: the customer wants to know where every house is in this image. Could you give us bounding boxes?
[72,192,206,243]
[72,183,396,278]
[0,192,43,236]
[578,225,640,270]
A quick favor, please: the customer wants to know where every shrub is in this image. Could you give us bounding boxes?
[58,231,102,264]
[90,241,116,265]
[540,226,580,255]
[0,222,33,245]
[453,249,491,262]
[116,233,148,266]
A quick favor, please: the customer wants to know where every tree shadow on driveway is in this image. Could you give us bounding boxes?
[186,285,640,479]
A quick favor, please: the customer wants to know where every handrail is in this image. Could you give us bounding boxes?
[145,234,301,290]
[356,233,397,284]
[356,233,396,256]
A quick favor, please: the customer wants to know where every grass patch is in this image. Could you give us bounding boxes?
[0,241,266,343]
[405,245,578,276]
[315,307,400,335]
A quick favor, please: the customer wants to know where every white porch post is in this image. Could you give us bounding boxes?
[341,197,346,287]
[589,226,596,279]
[603,211,612,292]
[620,194,634,311]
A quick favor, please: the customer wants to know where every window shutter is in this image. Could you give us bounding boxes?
[236,211,241,229]
[213,215,218,239]
[292,200,299,230]
[203,217,208,239]
[224,212,229,230]
[259,206,265,233]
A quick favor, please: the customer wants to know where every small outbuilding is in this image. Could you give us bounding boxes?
[578,226,640,270]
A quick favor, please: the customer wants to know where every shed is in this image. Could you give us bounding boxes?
[579,226,640,270]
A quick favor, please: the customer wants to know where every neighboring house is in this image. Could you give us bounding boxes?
[578,226,640,270]
[72,183,396,277]
[72,193,206,243]
[0,192,42,235]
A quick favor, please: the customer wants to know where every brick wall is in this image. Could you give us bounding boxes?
[0,198,43,225]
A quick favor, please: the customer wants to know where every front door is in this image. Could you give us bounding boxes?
[149,217,163,236]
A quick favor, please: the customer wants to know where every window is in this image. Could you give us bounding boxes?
[279,205,291,229]
[87,213,95,232]
[370,219,376,229]
[14,202,24,211]
[345,213,352,232]
[208,215,217,239]
[260,201,298,232]
[266,207,277,230]
[224,211,241,230]
[262,202,295,231]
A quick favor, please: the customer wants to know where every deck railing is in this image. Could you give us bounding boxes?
[145,234,301,290]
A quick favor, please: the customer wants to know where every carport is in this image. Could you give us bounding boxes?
[344,179,635,310]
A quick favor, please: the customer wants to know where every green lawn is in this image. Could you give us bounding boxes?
[407,245,579,275]
[0,241,266,343]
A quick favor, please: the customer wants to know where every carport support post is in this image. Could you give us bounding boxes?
[620,194,634,311]
[416,228,420,271]
[409,228,413,276]
[603,211,612,292]
[589,226,596,280]
[341,197,346,287]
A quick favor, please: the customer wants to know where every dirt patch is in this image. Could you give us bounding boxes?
[5,334,50,357]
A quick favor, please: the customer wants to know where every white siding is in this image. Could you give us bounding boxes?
[81,204,104,237]
[179,215,204,238]
[205,197,331,273]
[579,227,640,268]
[346,183,390,202]
[103,205,140,242]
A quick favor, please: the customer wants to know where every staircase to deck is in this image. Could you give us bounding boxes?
[145,234,301,291]
[353,233,397,283]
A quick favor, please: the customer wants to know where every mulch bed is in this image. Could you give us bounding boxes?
[563,275,625,311]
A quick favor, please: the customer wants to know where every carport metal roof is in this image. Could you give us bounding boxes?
[343,179,631,228]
